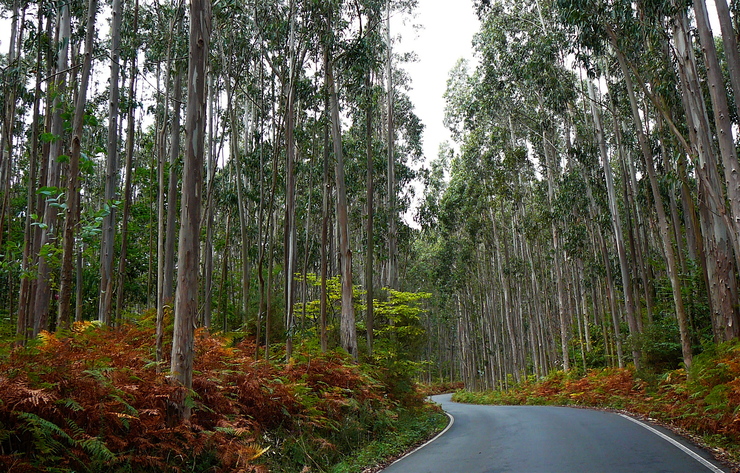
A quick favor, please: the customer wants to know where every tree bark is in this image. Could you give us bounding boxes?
[18,11,45,342]
[99,0,123,325]
[588,79,639,369]
[116,41,138,325]
[365,70,375,355]
[170,0,210,420]
[58,0,98,330]
[325,50,358,360]
[673,9,739,343]
[164,69,183,303]
[386,0,398,290]
[284,0,298,357]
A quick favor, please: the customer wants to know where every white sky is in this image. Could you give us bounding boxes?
[395,0,479,164]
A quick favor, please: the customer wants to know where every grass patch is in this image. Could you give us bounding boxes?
[327,407,449,473]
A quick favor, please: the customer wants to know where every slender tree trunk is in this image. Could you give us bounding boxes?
[164,70,183,303]
[714,0,740,123]
[219,211,231,332]
[116,43,138,325]
[203,76,216,329]
[588,80,636,369]
[284,0,298,357]
[58,0,98,330]
[170,0,210,420]
[542,125,570,371]
[115,1,139,324]
[325,50,358,360]
[34,1,68,335]
[320,89,330,353]
[99,0,123,325]
[386,0,398,290]
[365,71,375,355]
[18,11,45,342]
[0,0,23,260]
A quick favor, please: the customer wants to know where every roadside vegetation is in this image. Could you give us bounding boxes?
[0,314,446,473]
[453,341,740,465]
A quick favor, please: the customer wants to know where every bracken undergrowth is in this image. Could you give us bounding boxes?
[0,316,433,472]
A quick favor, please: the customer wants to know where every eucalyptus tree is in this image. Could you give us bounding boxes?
[170,0,211,420]
[57,0,99,329]
[18,1,58,341]
[114,0,140,325]
[551,0,733,369]
[386,0,398,291]
[98,0,124,325]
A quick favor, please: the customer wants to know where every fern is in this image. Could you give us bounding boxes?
[79,436,116,463]
[16,411,72,455]
[108,393,138,417]
[57,397,84,412]
[64,418,87,440]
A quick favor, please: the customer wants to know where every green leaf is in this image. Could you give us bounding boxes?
[40,132,59,143]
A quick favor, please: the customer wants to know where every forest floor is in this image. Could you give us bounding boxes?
[0,315,446,472]
[452,341,740,472]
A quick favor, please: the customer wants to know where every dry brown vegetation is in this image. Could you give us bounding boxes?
[0,318,426,472]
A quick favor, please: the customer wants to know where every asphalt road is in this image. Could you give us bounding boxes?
[381,393,728,473]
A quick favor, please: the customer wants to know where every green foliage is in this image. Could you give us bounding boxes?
[327,408,448,473]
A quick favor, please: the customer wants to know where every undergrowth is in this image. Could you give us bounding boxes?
[452,340,740,463]
[327,407,448,473]
[0,318,437,472]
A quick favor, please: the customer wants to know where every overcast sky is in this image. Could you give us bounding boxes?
[395,0,480,164]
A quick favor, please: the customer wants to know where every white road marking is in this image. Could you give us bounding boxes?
[617,413,725,473]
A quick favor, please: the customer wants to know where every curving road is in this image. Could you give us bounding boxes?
[382,393,728,473]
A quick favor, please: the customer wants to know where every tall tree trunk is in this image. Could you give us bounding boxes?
[320,89,330,353]
[284,0,298,357]
[0,0,23,258]
[325,50,358,360]
[33,3,69,335]
[170,0,210,420]
[365,71,375,355]
[588,80,638,369]
[164,70,183,303]
[714,0,740,123]
[542,125,570,371]
[203,76,216,329]
[116,38,138,325]
[673,10,739,343]
[58,0,98,330]
[99,0,123,325]
[386,0,398,290]
[115,1,139,324]
[18,11,45,342]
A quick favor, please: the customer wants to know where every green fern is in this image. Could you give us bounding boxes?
[16,411,72,455]
[57,397,84,412]
[79,436,116,463]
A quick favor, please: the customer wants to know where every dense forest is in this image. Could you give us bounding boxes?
[2,0,740,451]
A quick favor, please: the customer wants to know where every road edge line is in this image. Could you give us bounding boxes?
[382,411,455,469]
[617,413,724,473]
